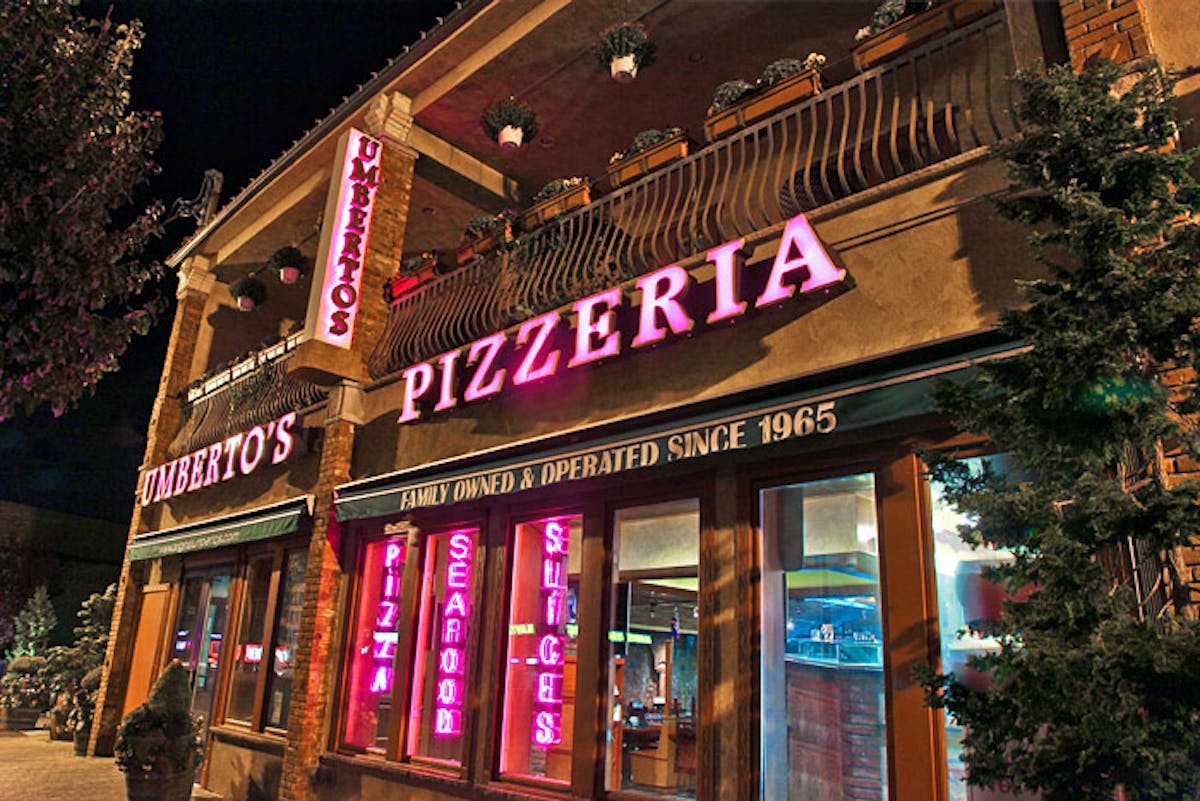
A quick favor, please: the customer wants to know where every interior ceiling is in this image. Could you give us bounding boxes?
[413,0,876,203]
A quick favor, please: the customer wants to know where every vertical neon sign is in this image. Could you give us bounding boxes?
[370,539,404,695]
[533,520,569,746]
[434,531,473,737]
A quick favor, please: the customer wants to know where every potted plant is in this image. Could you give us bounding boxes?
[595,21,655,83]
[268,245,307,285]
[457,209,518,265]
[69,666,103,756]
[521,177,591,230]
[229,275,267,311]
[851,0,1000,71]
[606,127,688,187]
[480,97,539,150]
[0,656,49,730]
[704,53,826,141]
[116,662,205,801]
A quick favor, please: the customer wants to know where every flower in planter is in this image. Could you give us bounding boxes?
[462,208,520,243]
[595,21,656,83]
[611,126,684,164]
[710,80,757,113]
[267,245,307,284]
[229,276,267,311]
[760,53,827,88]
[531,177,588,206]
[480,97,539,150]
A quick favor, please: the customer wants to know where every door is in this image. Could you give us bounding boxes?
[169,567,233,731]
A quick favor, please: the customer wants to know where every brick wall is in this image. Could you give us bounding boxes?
[1060,0,1151,69]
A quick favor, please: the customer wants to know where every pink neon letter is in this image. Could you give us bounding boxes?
[140,468,158,507]
[632,264,694,348]
[205,443,223,485]
[513,312,562,385]
[240,426,266,474]
[538,634,563,667]
[464,332,507,402]
[434,350,461,412]
[568,288,622,367]
[271,412,296,464]
[755,213,845,307]
[398,362,434,423]
[706,238,748,323]
[533,711,561,746]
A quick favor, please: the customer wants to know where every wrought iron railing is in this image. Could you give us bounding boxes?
[369,9,1018,379]
[172,336,329,455]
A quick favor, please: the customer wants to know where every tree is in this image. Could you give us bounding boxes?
[42,583,115,696]
[11,585,58,658]
[0,0,164,421]
[922,62,1200,801]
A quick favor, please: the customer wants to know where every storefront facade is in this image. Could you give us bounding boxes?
[93,2,1198,801]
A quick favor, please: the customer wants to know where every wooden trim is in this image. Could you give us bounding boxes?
[704,69,821,142]
[251,549,285,731]
[570,500,608,798]
[605,135,689,188]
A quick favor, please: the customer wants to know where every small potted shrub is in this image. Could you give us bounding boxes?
[606,127,688,187]
[704,53,826,141]
[268,245,307,285]
[0,655,49,730]
[116,662,204,801]
[480,97,539,150]
[229,276,267,311]
[851,0,999,71]
[457,209,519,265]
[69,666,103,756]
[521,177,591,230]
[595,21,655,83]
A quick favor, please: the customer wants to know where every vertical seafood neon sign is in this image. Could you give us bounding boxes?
[434,531,473,737]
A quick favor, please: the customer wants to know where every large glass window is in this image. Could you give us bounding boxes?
[264,549,307,729]
[170,568,232,734]
[760,473,888,801]
[407,527,479,765]
[930,456,1025,801]
[498,514,581,784]
[605,499,700,798]
[343,536,407,751]
[227,555,273,723]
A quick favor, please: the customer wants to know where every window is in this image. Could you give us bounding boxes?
[498,514,581,784]
[343,536,407,751]
[407,527,479,764]
[264,549,307,729]
[606,499,700,798]
[760,473,888,801]
[227,555,273,723]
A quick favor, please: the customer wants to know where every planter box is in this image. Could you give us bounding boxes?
[522,184,591,230]
[0,707,41,730]
[851,0,1000,72]
[124,765,196,801]
[606,135,690,188]
[704,69,821,142]
[385,260,439,303]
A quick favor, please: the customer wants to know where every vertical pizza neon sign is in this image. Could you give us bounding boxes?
[534,520,569,746]
[434,531,473,737]
[370,539,404,694]
[314,128,382,349]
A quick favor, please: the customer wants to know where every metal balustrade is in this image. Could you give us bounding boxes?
[368,8,1019,378]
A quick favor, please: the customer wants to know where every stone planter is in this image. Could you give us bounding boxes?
[704,69,821,142]
[123,765,196,801]
[521,184,591,230]
[606,135,689,188]
[851,0,1000,72]
[0,707,41,731]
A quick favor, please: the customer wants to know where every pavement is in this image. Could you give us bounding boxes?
[0,730,221,801]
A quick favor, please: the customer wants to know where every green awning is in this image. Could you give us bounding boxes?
[128,496,312,561]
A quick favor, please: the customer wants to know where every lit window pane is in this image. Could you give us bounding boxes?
[264,549,307,729]
[227,556,272,723]
[761,474,888,801]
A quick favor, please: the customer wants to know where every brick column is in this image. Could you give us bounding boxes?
[1060,0,1152,69]
[278,97,417,801]
[89,261,215,755]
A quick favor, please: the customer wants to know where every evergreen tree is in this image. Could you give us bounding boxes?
[0,0,164,420]
[923,62,1200,801]
[11,585,57,658]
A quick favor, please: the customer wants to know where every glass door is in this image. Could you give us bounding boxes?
[170,567,233,732]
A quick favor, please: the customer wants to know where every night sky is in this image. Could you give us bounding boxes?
[0,0,459,523]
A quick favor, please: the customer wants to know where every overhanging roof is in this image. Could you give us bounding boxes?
[128,496,313,561]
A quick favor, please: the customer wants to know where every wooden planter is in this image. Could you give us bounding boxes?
[704,69,821,142]
[606,135,689,188]
[123,765,196,801]
[851,0,1000,72]
[0,707,41,730]
[521,184,591,230]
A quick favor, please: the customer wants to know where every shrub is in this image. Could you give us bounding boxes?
[480,98,538,142]
[0,655,49,710]
[115,662,204,774]
[594,21,656,69]
[710,80,756,113]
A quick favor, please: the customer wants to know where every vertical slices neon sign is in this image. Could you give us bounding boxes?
[314,128,382,349]
[370,539,404,695]
[433,531,473,737]
[533,521,569,746]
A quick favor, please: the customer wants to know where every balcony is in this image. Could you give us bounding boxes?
[370,6,1020,379]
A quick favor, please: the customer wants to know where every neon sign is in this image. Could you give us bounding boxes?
[140,412,297,506]
[398,212,845,424]
[533,520,569,746]
[433,531,473,737]
[370,539,404,695]
[312,128,382,348]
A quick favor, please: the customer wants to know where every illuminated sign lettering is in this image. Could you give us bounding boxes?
[533,521,569,747]
[311,128,382,348]
[397,212,845,424]
[370,540,405,695]
[433,531,473,737]
[141,412,297,506]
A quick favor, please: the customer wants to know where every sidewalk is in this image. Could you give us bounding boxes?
[0,730,220,801]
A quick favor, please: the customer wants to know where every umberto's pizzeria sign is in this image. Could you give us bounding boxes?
[396,212,847,423]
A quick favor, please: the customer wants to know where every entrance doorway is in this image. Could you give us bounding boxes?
[169,567,233,731]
